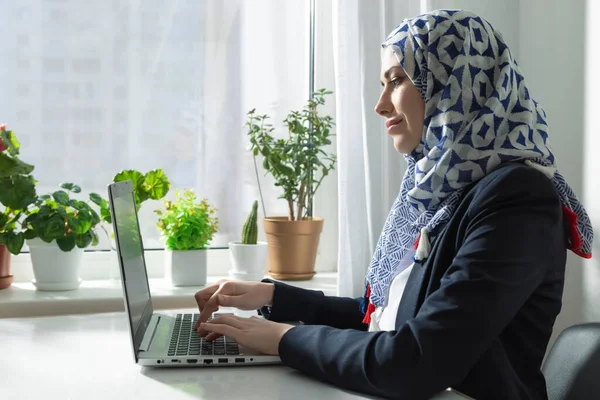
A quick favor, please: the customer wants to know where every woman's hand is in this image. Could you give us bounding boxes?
[200,314,294,356]
[194,280,275,334]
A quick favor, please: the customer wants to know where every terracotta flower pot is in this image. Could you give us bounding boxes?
[263,217,324,280]
[0,244,13,290]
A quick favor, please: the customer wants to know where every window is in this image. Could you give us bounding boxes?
[1,0,337,265]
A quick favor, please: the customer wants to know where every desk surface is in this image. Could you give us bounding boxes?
[0,311,464,400]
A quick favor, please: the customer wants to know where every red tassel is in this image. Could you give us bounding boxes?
[362,284,376,324]
[414,234,421,250]
[562,205,582,252]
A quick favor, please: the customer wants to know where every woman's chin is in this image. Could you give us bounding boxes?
[392,136,416,154]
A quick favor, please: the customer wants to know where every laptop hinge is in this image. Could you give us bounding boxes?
[139,315,160,352]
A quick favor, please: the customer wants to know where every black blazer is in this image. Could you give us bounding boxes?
[261,162,567,400]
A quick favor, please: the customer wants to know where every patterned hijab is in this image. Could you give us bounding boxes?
[363,9,594,312]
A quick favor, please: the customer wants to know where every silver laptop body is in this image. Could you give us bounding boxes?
[108,180,281,367]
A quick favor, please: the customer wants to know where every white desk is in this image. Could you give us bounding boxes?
[0,311,466,400]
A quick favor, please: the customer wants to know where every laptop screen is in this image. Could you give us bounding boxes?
[108,181,153,360]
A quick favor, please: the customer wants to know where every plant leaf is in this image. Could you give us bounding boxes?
[52,190,70,206]
[143,169,170,200]
[60,183,82,193]
[91,230,99,246]
[89,193,104,206]
[67,209,92,235]
[56,232,76,251]
[75,231,93,248]
[0,129,20,156]
[42,214,66,241]
[0,175,37,210]
[101,206,112,224]
[1,231,25,255]
[0,153,35,179]
[56,206,68,219]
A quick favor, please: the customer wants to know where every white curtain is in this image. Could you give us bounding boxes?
[333,0,554,297]
[0,0,309,250]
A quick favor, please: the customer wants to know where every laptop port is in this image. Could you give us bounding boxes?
[171,359,181,363]
[186,359,198,364]
[234,358,245,363]
[203,359,213,365]
[218,358,228,364]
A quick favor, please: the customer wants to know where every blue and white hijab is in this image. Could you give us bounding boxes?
[363,9,594,313]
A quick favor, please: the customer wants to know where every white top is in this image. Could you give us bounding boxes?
[368,263,414,332]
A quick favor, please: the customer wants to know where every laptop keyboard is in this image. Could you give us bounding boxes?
[168,313,240,357]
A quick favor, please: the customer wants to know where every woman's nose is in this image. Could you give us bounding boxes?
[375,92,391,116]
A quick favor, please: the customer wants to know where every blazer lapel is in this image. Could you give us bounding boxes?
[395,258,429,327]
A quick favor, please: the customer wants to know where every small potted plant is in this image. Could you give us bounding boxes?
[155,189,218,287]
[246,89,337,280]
[228,200,268,281]
[23,183,111,290]
[0,124,38,289]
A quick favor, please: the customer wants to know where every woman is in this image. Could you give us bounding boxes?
[194,9,593,400]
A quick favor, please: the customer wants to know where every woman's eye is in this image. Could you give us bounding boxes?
[391,77,403,87]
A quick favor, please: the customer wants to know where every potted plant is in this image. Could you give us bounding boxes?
[0,124,38,289]
[246,89,337,280]
[228,200,268,281]
[22,183,111,290]
[155,189,218,287]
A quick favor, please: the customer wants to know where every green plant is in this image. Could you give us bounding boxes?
[23,183,109,252]
[0,124,38,255]
[113,169,171,211]
[154,189,219,251]
[246,89,337,221]
[241,200,258,245]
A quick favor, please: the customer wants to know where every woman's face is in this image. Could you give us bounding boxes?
[375,47,425,154]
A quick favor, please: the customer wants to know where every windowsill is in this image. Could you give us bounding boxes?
[0,273,338,318]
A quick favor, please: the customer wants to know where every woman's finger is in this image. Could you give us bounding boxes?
[201,322,238,341]
[209,314,247,330]
[205,332,222,341]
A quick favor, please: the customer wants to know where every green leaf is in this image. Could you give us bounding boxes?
[39,194,51,201]
[24,229,36,240]
[0,129,20,156]
[143,169,170,200]
[91,230,99,246]
[101,206,112,224]
[89,193,104,206]
[52,190,70,206]
[262,158,270,171]
[67,209,92,235]
[2,232,25,255]
[114,169,145,188]
[0,175,37,210]
[0,153,34,178]
[56,206,68,219]
[0,212,8,228]
[90,209,101,225]
[56,233,76,251]
[60,183,75,191]
[42,214,65,241]
[75,231,93,248]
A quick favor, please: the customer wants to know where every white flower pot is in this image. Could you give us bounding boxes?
[165,249,207,287]
[227,241,268,281]
[27,238,84,291]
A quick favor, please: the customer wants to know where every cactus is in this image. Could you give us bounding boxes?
[241,200,258,244]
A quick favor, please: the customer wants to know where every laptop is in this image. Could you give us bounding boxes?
[108,179,282,367]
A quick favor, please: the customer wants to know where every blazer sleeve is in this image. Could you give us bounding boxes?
[276,167,565,400]
[259,279,367,331]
